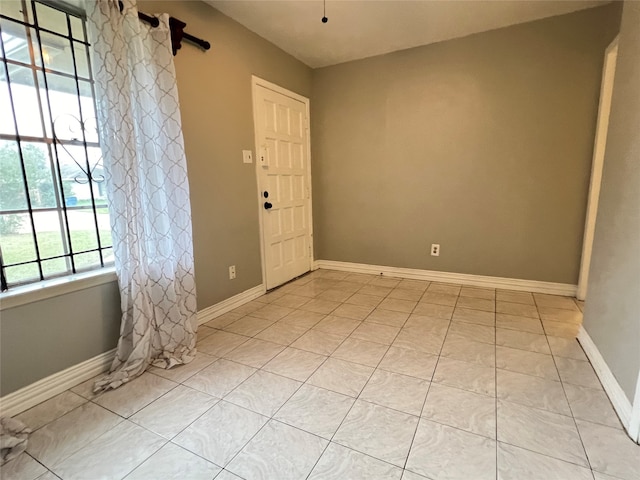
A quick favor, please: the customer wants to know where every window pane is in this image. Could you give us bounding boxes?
[41,257,69,278]
[99,226,112,249]
[95,203,111,248]
[32,210,66,259]
[67,209,98,252]
[87,145,104,185]
[74,250,100,271]
[72,42,88,78]
[0,140,28,211]
[83,115,99,144]
[34,2,68,36]
[91,164,108,206]
[35,69,51,136]
[39,31,74,76]
[23,141,57,209]
[47,72,81,141]
[57,144,92,201]
[79,81,97,141]
[0,1,30,23]
[8,64,44,137]
[69,16,84,42]
[0,212,36,263]
[4,262,39,284]
[0,68,16,135]
[0,19,40,65]
[102,246,114,264]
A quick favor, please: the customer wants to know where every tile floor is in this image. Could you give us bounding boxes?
[3,269,640,480]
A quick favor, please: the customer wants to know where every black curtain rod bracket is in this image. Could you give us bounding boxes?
[169,17,211,55]
[117,1,210,55]
[138,10,159,28]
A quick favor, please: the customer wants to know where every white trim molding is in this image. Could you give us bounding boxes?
[0,349,116,418]
[578,326,633,436]
[314,260,577,296]
[197,284,266,326]
[629,369,640,443]
[0,267,118,311]
[577,36,619,301]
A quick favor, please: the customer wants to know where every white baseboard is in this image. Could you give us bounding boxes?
[197,284,266,326]
[0,285,266,418]
[314,260,577,296]
[0,349,116,418]
[578,326,633,433]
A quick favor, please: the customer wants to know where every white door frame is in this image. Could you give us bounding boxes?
[631,370,640,443]
[251,76,314,290]
[577,37,619,301]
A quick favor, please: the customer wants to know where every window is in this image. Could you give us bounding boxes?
[0,0,112,291]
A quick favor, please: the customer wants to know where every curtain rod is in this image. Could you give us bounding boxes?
[117,1,211,55]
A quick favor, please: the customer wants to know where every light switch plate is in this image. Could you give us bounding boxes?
[242,150,253,163]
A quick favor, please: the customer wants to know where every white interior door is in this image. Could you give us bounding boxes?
[253,78,312,290]
[577,37,618,301]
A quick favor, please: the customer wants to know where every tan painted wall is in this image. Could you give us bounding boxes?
[140,0,312,309]
[311,4,621,284]
[0,281,121,396]
[583,1,640,403]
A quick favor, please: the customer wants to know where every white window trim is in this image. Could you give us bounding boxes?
[0,266,117,311]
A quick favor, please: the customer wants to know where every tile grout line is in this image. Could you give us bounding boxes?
[167,295,326,477]
[494,286,499,480]
[197,298,334,476]
[91,373,230,478]
[402,283,459,476]
[536,293,596,476]
[300,271,388,479]
[304,275,433,476]
[29,373,178,474]
[210,272,386,478]
[304,275,414,478]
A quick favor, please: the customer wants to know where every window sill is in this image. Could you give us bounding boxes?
[0,267,118,311]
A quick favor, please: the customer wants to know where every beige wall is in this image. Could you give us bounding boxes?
[311,4,621,284]
[583,1,640,402]
[0,281,121,396]
[141,0,312,309]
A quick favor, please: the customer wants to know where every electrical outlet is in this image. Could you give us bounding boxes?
[431,244,440,256]
[229,265,236,279]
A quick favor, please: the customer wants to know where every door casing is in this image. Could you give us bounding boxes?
[577,37,619,301]
[630,370,640,443]
[251,76,314,290]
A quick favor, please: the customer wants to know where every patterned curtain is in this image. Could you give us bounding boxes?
[86,0,197,392]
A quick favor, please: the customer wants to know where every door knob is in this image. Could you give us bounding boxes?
[264,202,273,210]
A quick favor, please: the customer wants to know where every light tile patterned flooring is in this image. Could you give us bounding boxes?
[4,269,640,480]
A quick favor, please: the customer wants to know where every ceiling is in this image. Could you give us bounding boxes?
[206,0,609,68]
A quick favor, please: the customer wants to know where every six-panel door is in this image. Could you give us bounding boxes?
[255,84,311,290]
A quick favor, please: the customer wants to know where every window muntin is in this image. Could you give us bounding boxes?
[0,0,112,291]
